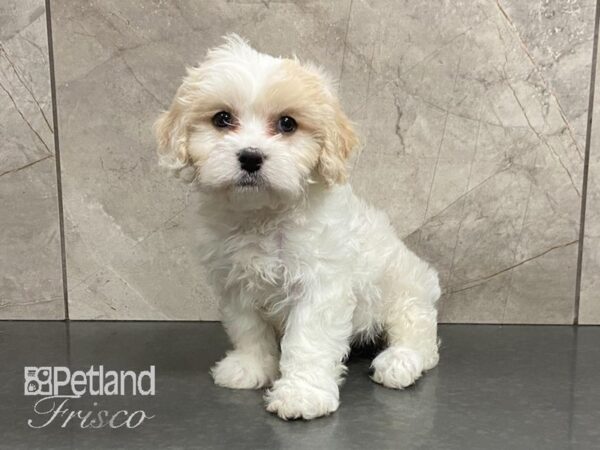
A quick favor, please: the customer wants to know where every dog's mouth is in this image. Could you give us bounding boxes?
[234,173,267,191]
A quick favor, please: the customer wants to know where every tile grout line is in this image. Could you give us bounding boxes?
[574,0,600,325]
[45,0,69,321]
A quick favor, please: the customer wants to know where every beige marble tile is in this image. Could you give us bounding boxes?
[53,0,590,322]
[345,0,585,324]
[579,52,600,324]
[52,0,352,319]
[0,0,64,319]
[497,0,595,151]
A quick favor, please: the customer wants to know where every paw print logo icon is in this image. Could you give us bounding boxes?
[24,367,52,396]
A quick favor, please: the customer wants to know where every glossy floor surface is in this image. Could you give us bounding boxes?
[0,323,598,449]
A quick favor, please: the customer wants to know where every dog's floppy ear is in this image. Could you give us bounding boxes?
[318,102,358,185]
[154,95,190,171]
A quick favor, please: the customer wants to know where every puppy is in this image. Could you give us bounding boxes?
[154,35,441,420]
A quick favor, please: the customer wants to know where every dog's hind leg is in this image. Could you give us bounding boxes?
[371,263,440,389]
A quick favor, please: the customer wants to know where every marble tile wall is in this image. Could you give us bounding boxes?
[342,0,592,324]
[580,41,600,324]
[2,0,598,323]
[51,0,352,320]
[0,0,64,319]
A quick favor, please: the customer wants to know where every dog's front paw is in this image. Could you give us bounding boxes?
[371,346,424,389]
[265,378,339,420]
[211,351,278,389]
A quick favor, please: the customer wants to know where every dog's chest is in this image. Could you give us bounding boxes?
[223,227,298,295]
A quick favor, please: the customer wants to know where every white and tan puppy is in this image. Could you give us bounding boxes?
[155,35,441,420]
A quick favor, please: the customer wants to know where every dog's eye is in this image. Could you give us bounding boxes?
[276,116,297,134]
[212,111,235,129]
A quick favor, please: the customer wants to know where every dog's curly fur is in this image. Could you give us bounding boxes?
[155,35,441,420]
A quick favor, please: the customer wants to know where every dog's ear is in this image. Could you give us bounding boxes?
[318,102,358,185]
[154,95,190,171]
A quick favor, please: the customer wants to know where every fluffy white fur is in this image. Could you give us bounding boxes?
[155,35,441,420]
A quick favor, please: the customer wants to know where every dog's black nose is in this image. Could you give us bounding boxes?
[238,149,263,173]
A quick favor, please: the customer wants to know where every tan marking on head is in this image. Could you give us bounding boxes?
[263,59,358,185]
[154,98,190,170]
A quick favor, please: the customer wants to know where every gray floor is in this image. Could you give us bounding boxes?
[0,323,598,449]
